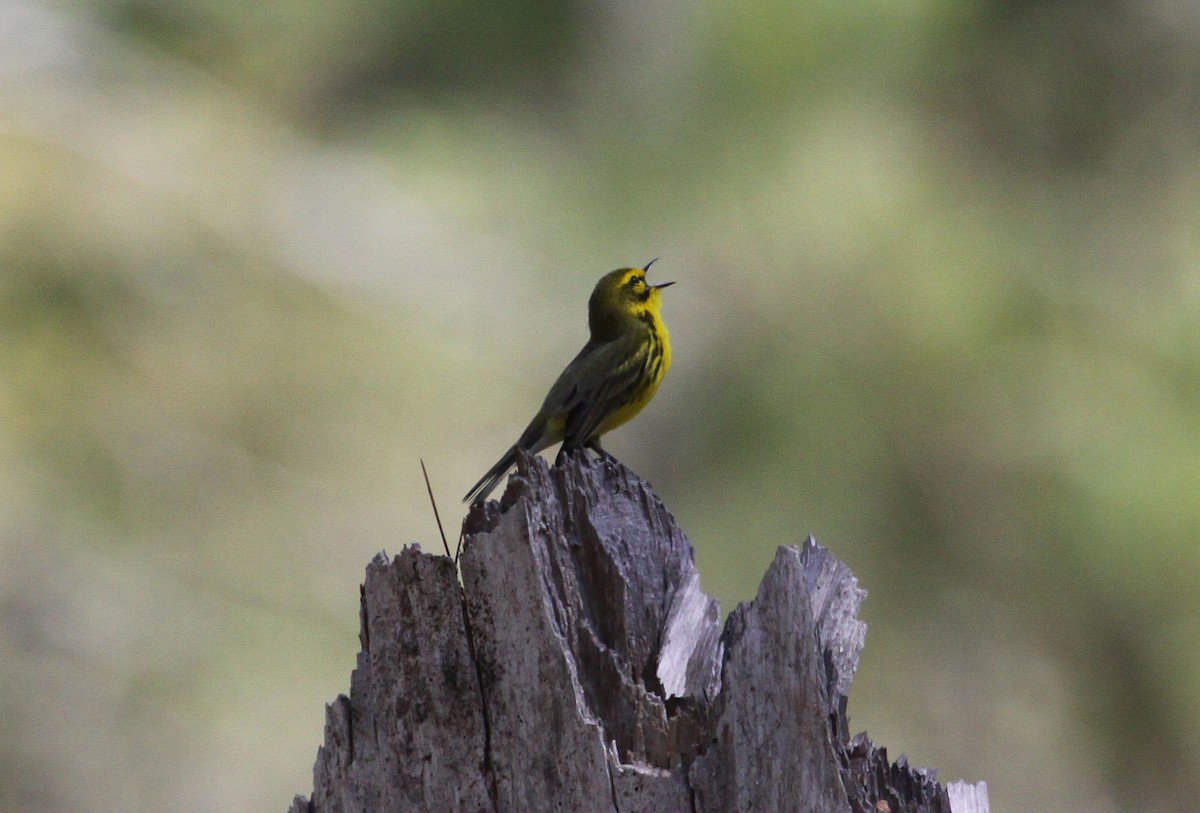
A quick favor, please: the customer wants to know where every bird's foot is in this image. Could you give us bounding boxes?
[584,439,615,462]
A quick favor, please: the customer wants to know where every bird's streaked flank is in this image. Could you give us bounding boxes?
[464,261,674,504]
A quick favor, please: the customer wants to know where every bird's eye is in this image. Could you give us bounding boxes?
[629,276,644,287]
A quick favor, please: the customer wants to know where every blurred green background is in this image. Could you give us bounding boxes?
[2,0,1197,811]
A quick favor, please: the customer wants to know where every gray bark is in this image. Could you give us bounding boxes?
[290,451,988,813]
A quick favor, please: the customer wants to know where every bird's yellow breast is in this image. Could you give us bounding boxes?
[596,314,670,436]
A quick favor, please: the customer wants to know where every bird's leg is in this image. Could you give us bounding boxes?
[555,443,579,467]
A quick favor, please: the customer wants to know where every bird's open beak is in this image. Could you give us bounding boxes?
[642,258,673,288]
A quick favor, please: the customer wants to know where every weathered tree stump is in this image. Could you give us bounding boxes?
[289,452,989,812]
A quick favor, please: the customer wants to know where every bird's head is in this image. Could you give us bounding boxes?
[588,260,674,340]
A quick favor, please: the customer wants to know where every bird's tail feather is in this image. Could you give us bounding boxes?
[463,445,519,504]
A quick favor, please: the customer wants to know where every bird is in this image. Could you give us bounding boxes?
[464,260,674,504]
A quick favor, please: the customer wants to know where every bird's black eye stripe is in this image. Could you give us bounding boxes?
[628,275,644,287]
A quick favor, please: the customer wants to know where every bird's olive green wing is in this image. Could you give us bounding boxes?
[546,332,651,449]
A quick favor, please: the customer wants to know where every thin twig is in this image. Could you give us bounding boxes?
[420,458,452,559]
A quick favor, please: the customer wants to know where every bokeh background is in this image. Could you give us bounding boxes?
[3,0,1198,810]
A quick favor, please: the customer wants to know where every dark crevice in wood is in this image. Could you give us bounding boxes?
[457,583,498,812]
[605,757,621,813]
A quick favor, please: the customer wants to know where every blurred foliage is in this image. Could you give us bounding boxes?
[1,1,1198,811]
